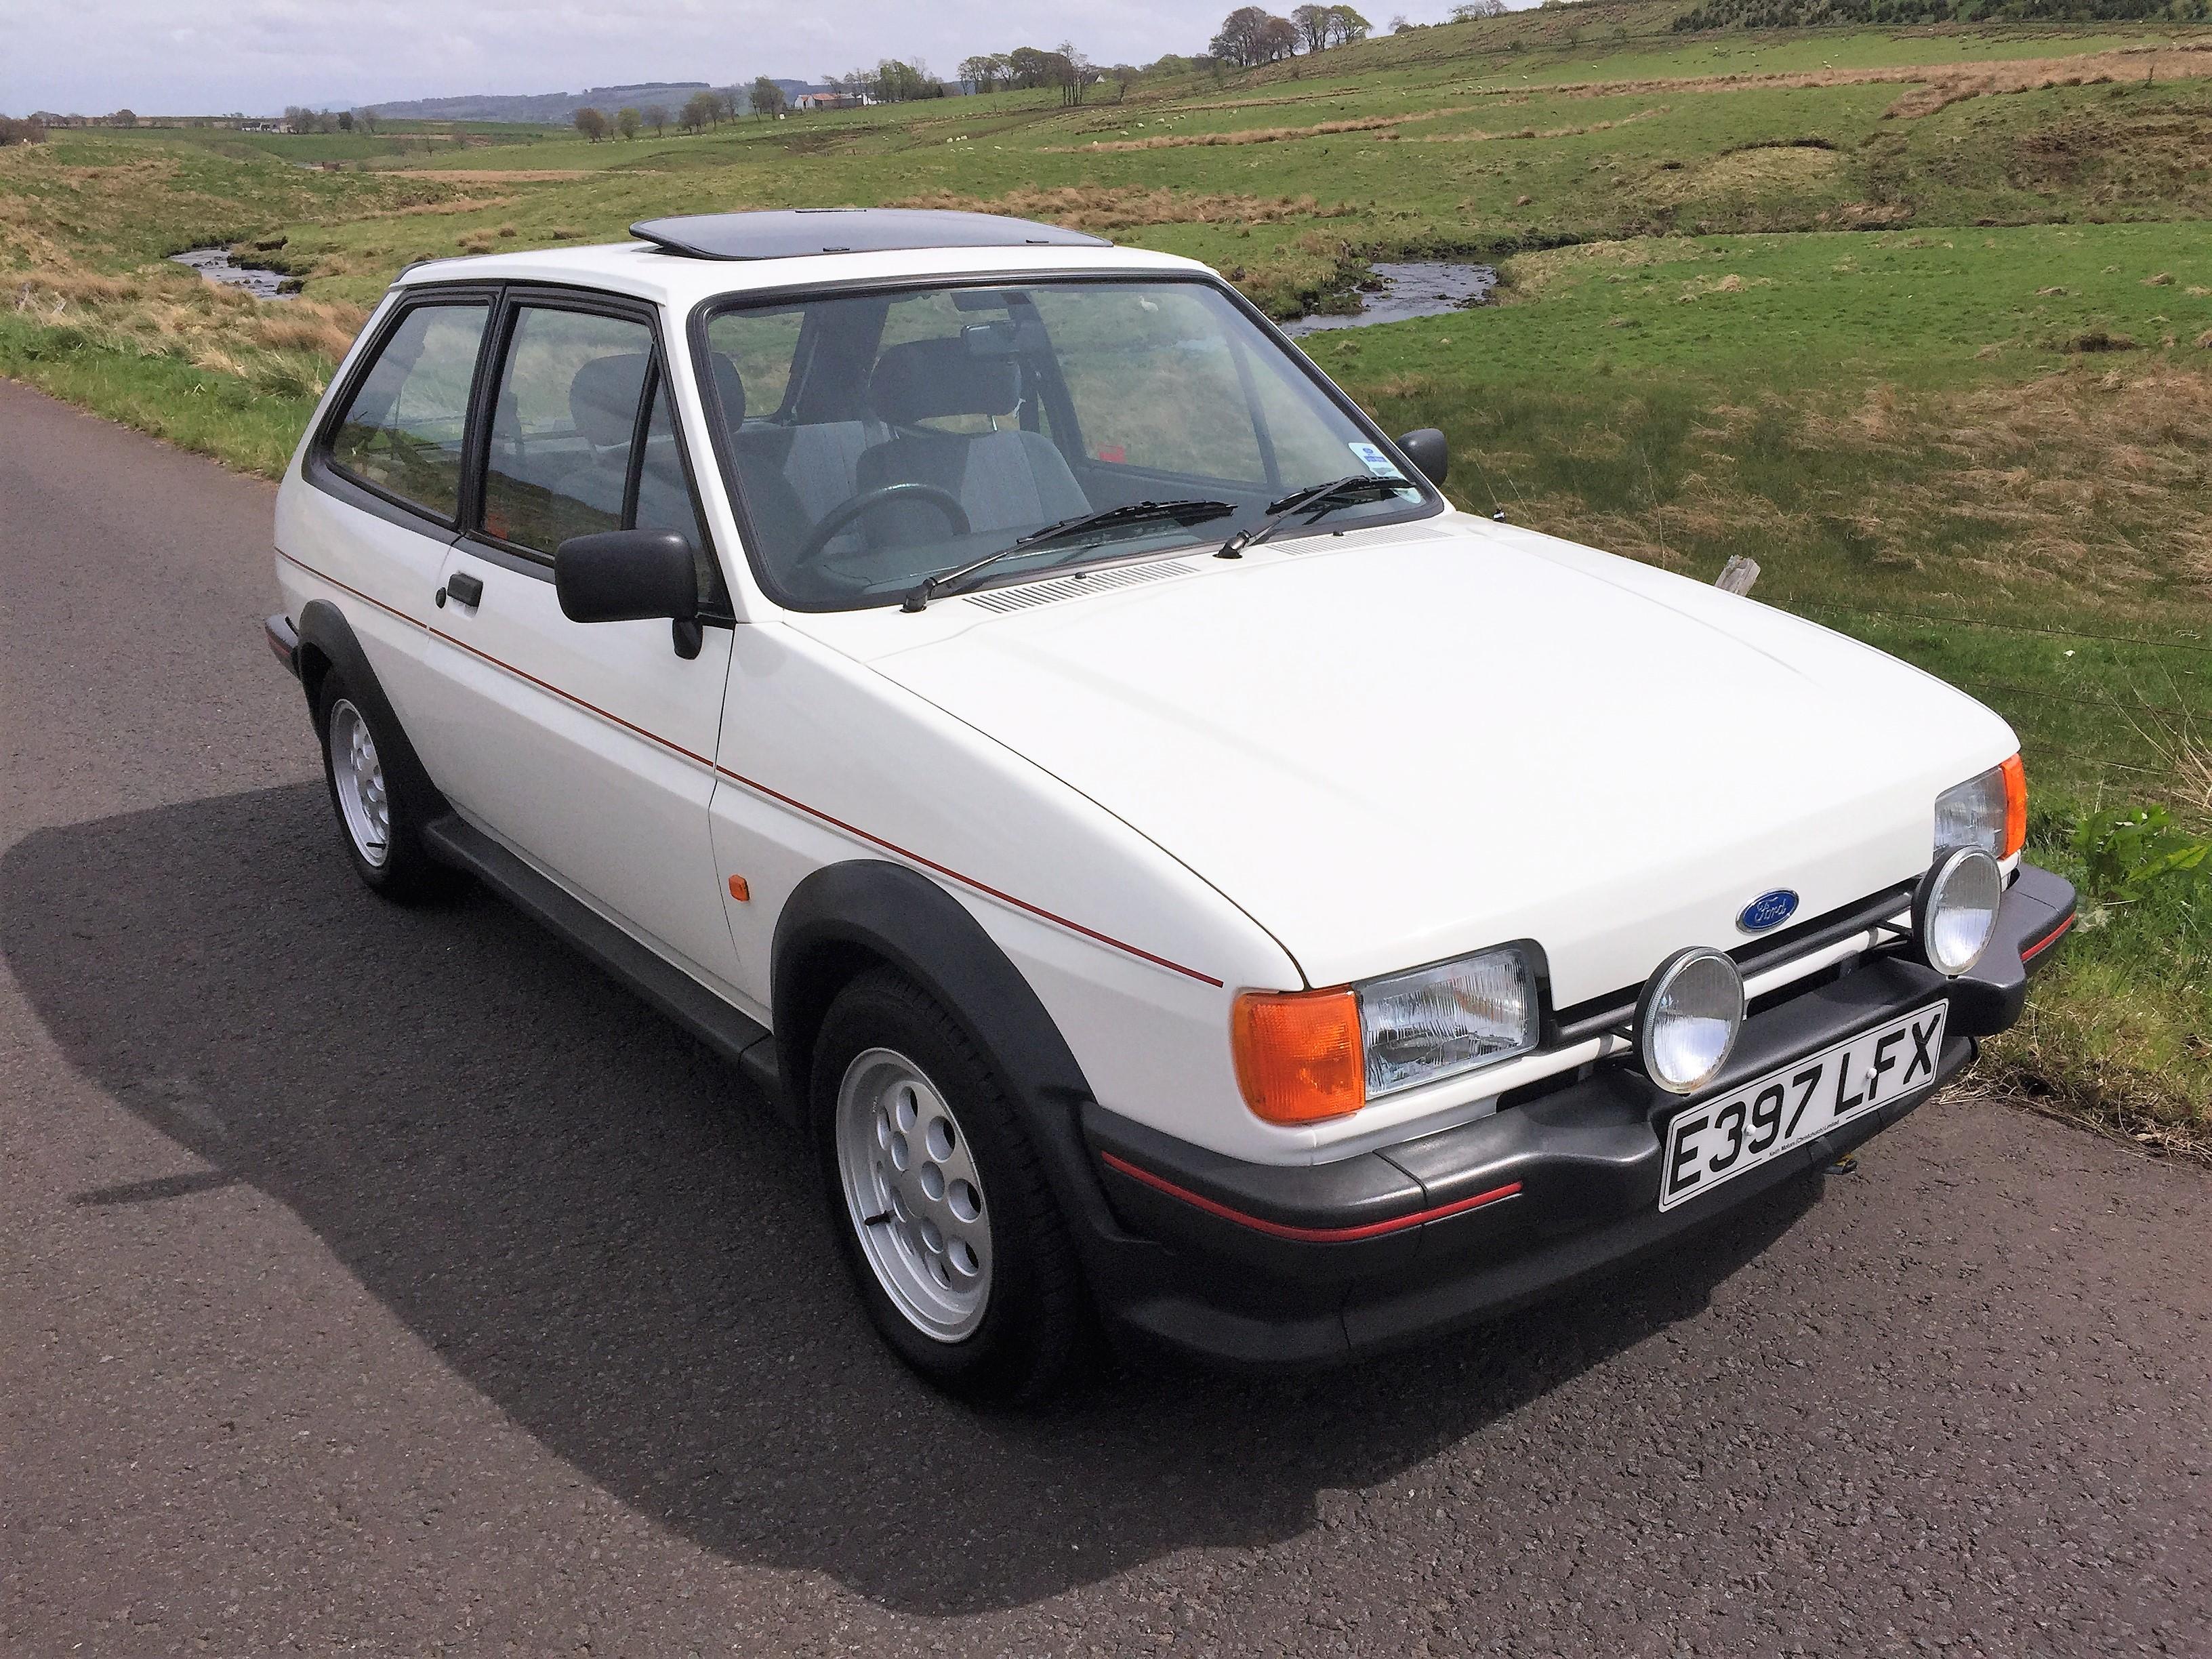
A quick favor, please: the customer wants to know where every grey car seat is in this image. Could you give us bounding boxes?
[852,337,1088,544]
[556,351,650,524]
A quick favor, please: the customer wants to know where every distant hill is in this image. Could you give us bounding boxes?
[1675,0,2199,27]
[363,81,757,124]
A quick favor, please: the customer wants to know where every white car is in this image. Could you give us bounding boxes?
[267,209,2076,1399]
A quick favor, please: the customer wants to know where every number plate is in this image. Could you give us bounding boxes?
[1658,1004,1948,1212]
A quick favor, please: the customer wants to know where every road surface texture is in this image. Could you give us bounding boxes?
[3,375,2207,1658]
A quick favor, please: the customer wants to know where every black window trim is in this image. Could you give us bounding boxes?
[457,283,733,619]
[686,268,1446,615]
[308,283,502,538]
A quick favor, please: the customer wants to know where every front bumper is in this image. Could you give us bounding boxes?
[1076,863,2076,1368]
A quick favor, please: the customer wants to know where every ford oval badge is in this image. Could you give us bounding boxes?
[1738,889,1800,933]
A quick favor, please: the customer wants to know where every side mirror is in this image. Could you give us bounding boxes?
[1396,428,1448,488]
[555,529,703,657]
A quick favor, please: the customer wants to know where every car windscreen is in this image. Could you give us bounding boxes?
[694,278,1439,612]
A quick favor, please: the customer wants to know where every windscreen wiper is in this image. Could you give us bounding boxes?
[1214,474,1410,560]
[901,499,1235,612]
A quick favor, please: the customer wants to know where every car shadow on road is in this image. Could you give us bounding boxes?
[2,783,1824,1616]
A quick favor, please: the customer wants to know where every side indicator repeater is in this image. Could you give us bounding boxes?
[727,876,750,902]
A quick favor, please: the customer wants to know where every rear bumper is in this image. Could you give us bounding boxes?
[266,613,301,679]
[1076,863,2076,1368]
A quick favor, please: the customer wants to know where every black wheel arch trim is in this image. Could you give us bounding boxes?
[293,597,449,827]
[771,859,1128,1257]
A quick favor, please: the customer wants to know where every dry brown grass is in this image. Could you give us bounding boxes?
[7,252,366,395]
[1044,108,1475,152]
[1484,43,2212,119]
[887,185,1357,230]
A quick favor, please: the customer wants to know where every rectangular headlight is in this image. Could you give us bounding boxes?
[1357,945,1538,1099]
[1936,756,2025,859]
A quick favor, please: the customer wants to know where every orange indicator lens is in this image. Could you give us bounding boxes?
[1231,989,1364,1124]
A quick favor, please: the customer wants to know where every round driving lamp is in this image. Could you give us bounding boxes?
[1914,845,2003,977]
[1636,946,1746,1097]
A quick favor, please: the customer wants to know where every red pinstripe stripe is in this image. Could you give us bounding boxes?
[2020,912,2074,962]
[1099,1151,1522,1242]
[276,550,1223,987]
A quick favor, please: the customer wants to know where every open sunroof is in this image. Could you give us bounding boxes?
[629,209,1112,262]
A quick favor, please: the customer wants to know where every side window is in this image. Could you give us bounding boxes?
[327,302,489,520]
[481,307,655,554]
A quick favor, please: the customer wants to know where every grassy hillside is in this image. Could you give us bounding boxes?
[5,4,2208,1146]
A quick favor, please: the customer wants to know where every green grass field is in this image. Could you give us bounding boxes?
[5,4,2208,1147]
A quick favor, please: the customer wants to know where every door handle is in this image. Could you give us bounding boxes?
[436,572,485,609]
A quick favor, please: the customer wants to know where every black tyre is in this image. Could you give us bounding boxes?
[813,967,1089,1402]
[315,670,447,901]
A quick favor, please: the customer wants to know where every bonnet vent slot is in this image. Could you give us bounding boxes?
[963,560,1197,615]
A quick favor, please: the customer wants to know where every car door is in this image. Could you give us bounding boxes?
[414,289,744,988]
[286,291,495,743]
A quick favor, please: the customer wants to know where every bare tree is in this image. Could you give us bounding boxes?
[643,102,669,135]
[1292,3,1333,52]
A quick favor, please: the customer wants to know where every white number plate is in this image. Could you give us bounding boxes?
[1658,1004,1948,1212]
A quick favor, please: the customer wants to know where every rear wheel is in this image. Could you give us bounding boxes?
[813,968,1088,1401]
[316,671,445,900]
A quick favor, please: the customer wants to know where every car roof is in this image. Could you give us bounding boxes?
[391,210,1208,310]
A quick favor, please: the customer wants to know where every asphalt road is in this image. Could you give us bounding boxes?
[2,375,2207,1658]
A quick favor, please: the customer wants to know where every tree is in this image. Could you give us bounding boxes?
[1292,3,1334,51]
[573,105,609,142]
[615,106,641,140]
[716,89,742,123]
[1210,8,1298,67]
[680,89,718,131]
[958,54,1004,92]
[1451,0,1507,16]
[107,107,138,127]
[748,78,785,119]
[1257,14,1300,59]
[354,106,380,133]
[1328,5,1372,41]
[643,102,669,134]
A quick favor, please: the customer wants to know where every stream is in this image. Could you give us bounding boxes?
[1285,261,1495,336]
[170,247,297,300]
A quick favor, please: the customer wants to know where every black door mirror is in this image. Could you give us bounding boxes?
[555,529,705,655]
[1396,428,1448,488]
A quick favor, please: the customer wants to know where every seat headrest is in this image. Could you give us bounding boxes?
[569,352,650,448]
[709,351,747,428]
[870,337,1019,427]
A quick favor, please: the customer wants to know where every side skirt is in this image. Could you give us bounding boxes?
[421,814,786,1117]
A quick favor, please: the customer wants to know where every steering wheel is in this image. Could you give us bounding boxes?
[796,483,971,573]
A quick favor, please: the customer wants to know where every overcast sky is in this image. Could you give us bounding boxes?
[4,0,1471,117]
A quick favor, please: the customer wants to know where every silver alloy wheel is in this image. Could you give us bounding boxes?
[834,1046,993,1343]
[327,699,392,868]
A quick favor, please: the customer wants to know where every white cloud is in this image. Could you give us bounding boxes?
[3,0,1466,116]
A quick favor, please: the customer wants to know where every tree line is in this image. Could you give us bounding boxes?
[1208,5,1373,68]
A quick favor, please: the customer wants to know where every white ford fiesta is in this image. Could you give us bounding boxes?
[268,209,2076,1399]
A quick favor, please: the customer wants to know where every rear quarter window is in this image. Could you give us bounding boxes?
[326,302,490,520]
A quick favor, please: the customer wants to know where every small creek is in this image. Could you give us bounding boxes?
[1285,261,1495,336]
[170,247,297,300]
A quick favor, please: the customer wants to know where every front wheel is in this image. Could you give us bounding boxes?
[813,968,1088,1401]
